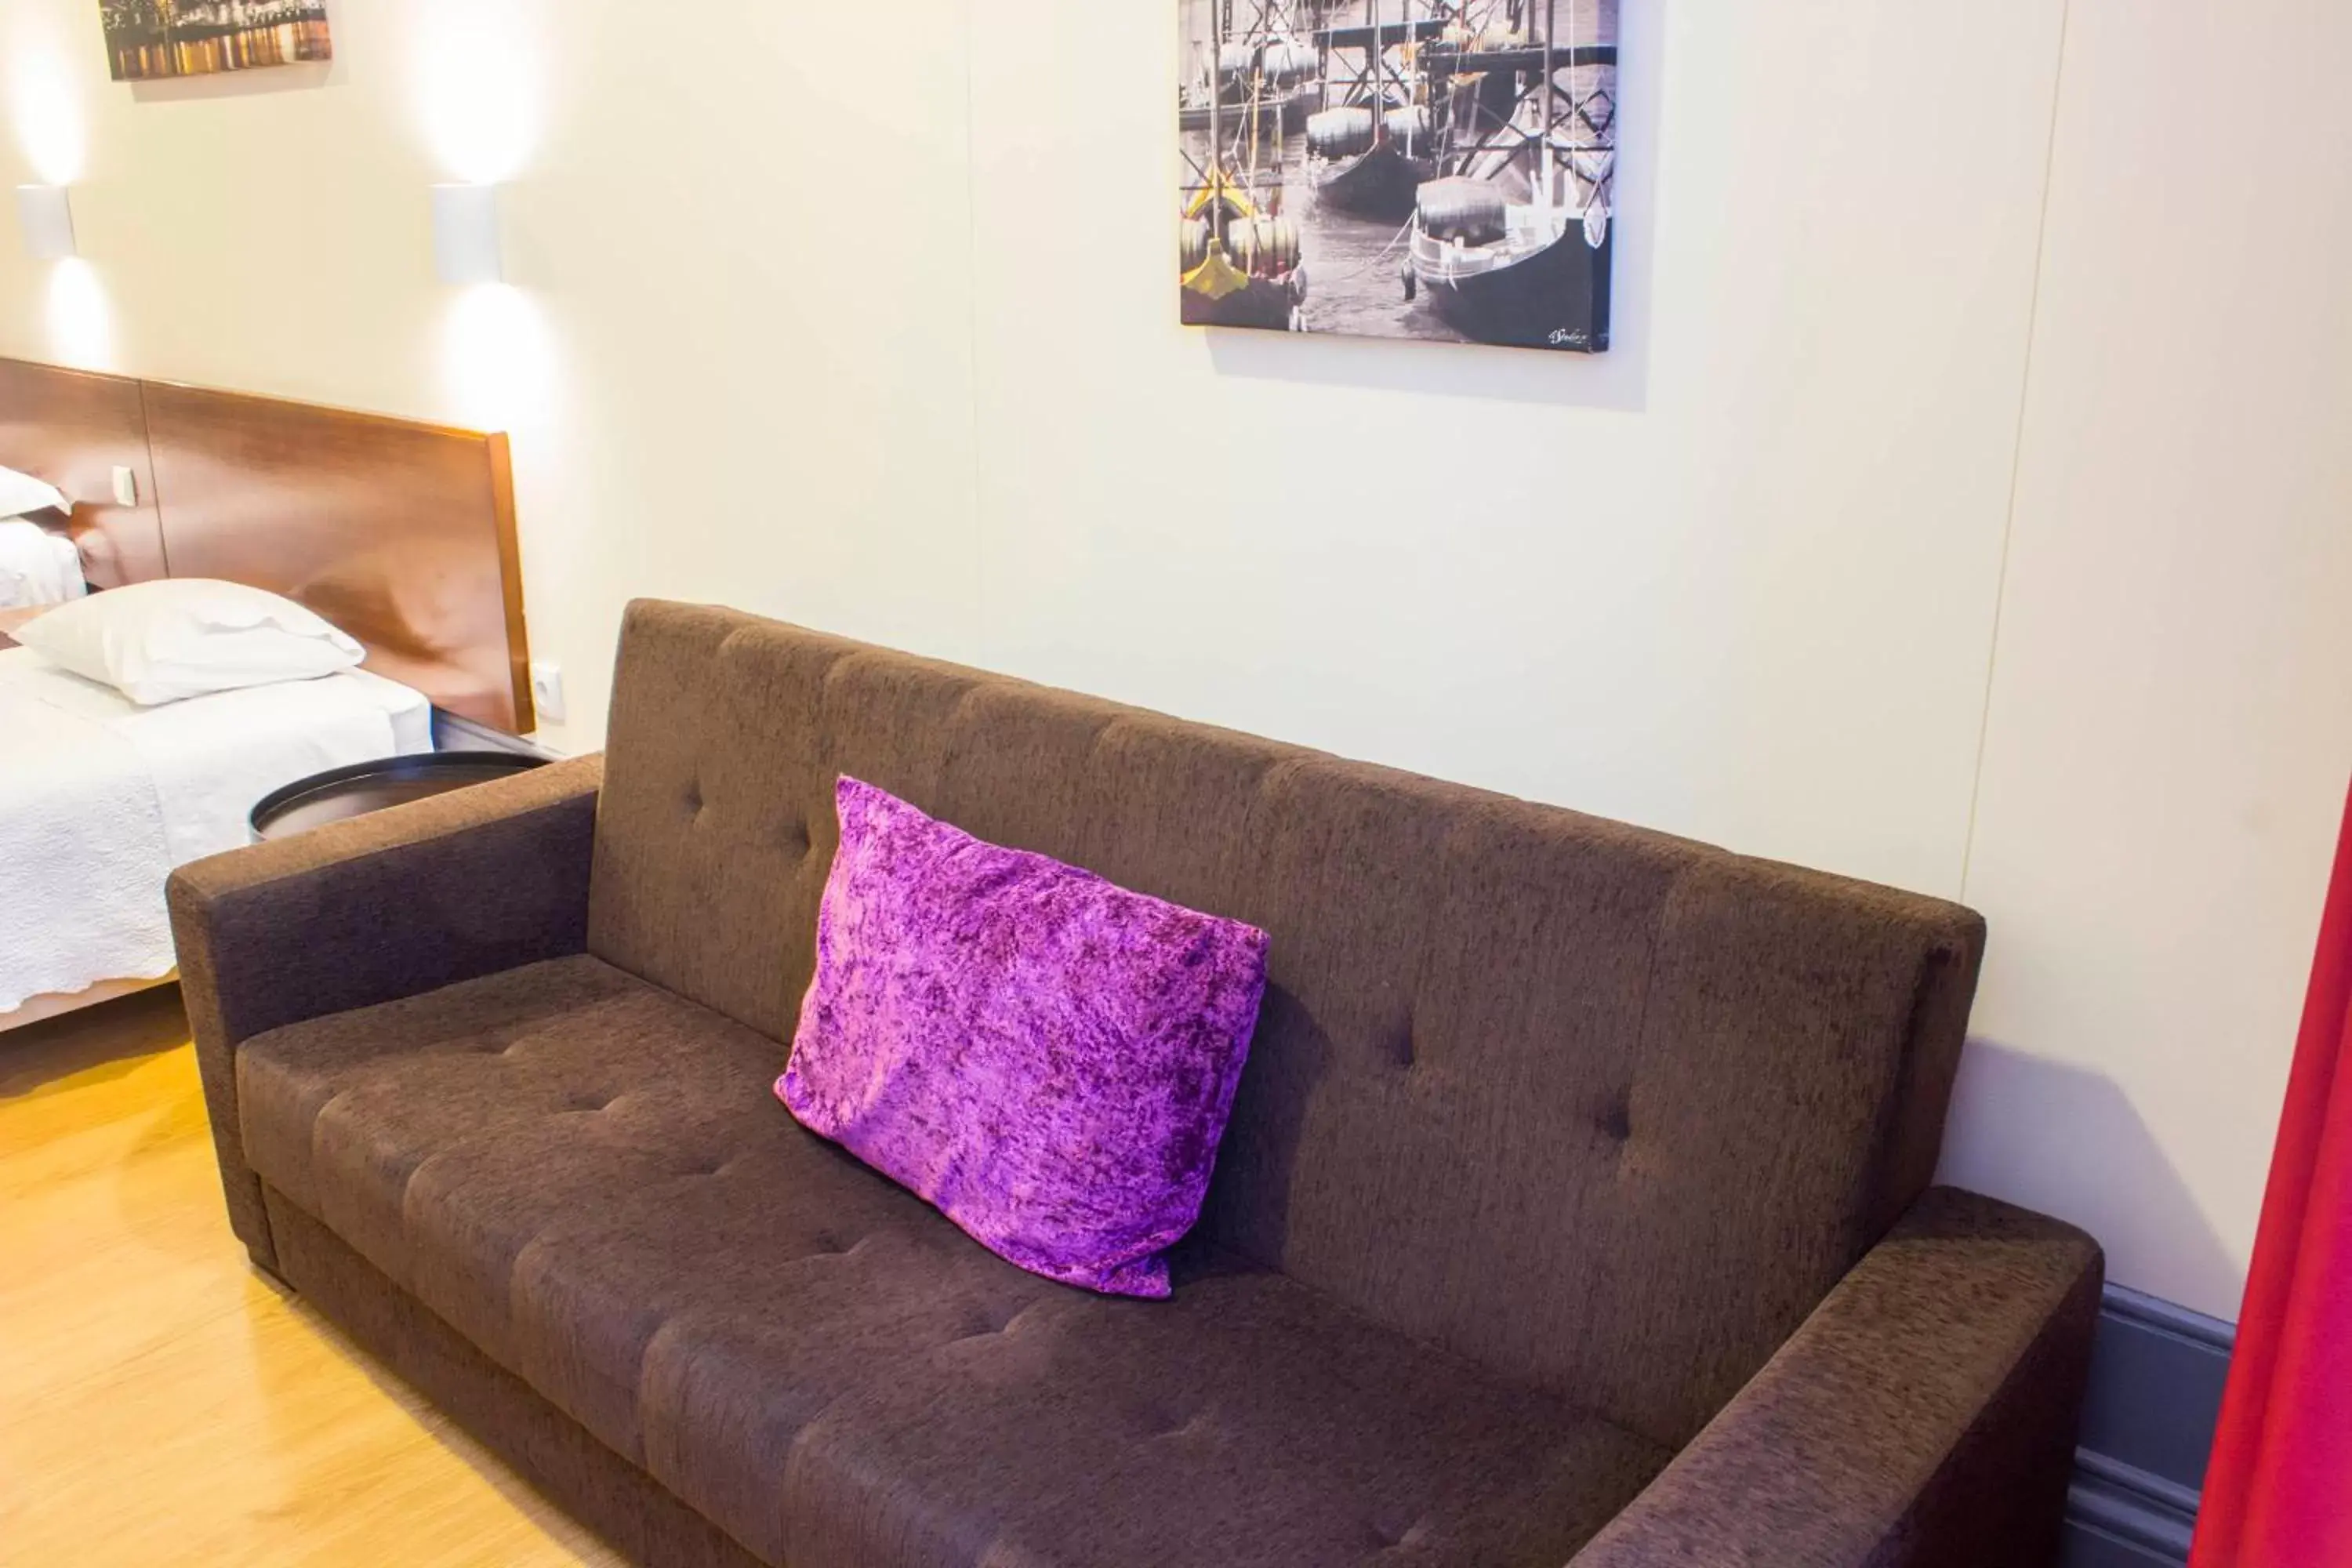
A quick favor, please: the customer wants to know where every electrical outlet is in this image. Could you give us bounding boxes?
[529,660,567,726]
[111,466,138,507]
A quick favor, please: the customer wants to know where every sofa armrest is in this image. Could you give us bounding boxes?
[166,753,604,1271]
[1571,1187,2102,1568]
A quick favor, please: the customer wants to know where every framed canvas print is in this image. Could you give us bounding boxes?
[100,1,333,82]
[1178,0,1617,352]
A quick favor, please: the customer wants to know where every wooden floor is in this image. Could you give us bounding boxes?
[0,988,623,1566]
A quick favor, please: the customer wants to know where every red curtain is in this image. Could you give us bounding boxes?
[2193,779,2352,1566]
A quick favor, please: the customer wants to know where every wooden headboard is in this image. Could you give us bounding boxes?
[0,361,165,586]
[0,358,533,732]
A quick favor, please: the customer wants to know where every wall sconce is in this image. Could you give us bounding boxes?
[15,185,76,261]
[430,183,502,285]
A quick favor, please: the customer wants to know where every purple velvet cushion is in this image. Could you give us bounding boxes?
[777,777,1269,1298]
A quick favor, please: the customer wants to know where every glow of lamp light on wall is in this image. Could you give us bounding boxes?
[412,0,546,186]
[414,1,553,429]
[8,42,86,185]
[438,280,554,435]
[8,15,107,369]
[13,185,110,371]
[47,260,113,370]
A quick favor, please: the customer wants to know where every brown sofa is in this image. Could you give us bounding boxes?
[169,600,2101,1568]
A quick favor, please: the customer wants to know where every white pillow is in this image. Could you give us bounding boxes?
[0,519,86,608]
[0,464,71,518]
[14,579,365,705]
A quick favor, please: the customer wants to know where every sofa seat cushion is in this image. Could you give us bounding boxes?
[236,956,1672,1568]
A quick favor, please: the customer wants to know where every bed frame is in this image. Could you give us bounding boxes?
[0,358,533,732]
[0,356,535,1034]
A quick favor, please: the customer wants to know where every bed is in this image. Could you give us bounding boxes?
[0,629,434,1023]
[0,358,533,1032]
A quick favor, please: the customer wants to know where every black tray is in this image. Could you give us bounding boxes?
[249,751,547,842]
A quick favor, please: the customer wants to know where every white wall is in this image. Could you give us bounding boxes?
[967,0,2060,900]
[1940,0,2352,1316]
[2,0,2343,1320]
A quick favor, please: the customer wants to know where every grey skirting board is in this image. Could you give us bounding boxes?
[2060,1285,2234,1568]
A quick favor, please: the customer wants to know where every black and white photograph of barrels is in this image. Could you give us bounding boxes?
[1178,0,1617,351]
[100,1,334,83]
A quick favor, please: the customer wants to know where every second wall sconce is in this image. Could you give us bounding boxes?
[431,183,503,285]
[15,185,77,261]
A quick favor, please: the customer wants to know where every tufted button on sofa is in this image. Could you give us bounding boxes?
[169,601,2102,1568]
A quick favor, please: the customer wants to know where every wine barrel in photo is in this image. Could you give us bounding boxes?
[1225,215,1301,277]
[1307,107,1377,159]
[1417,177,1508,245]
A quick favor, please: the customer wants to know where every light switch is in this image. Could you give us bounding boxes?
[110,466,137,507]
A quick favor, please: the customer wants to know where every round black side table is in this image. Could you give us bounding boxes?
[249,752,548,842]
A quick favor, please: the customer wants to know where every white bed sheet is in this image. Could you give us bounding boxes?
[0,650,433,1012]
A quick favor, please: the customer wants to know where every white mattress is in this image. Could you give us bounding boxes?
[0,650,434,1014]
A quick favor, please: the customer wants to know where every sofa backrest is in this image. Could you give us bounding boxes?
[587,601,1985,1450]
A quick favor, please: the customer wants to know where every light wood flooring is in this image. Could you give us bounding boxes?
[0,987,622,1566]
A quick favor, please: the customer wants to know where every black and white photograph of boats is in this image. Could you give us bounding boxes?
[1178,0,1618,351]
